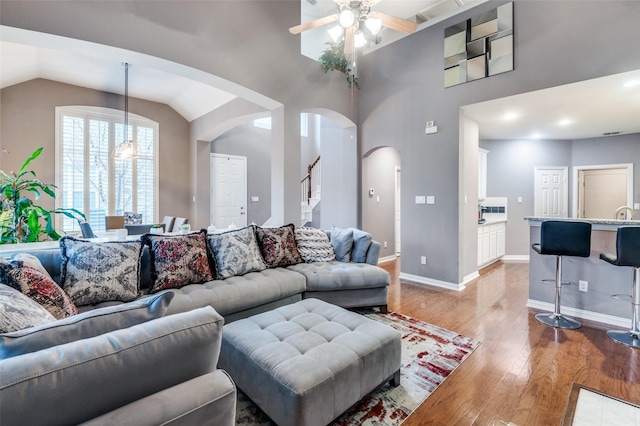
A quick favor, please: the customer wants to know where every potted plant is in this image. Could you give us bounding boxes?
[0,147,85,244]
[318,41,359,89]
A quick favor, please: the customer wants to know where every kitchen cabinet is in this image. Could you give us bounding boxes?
[478,148,488,200]
[478,221,505,267]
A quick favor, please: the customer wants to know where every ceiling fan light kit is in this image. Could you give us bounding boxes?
[289,0,417,55]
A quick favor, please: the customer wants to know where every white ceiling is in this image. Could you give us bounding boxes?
[0,39,238,122]
[463,69,640,140]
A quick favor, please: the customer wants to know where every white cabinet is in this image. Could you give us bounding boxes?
[478,221,506,267]
[478,148,489,200]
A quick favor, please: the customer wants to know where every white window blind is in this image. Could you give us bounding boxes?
[55,106,158,233]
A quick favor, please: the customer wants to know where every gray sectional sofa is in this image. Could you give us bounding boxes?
[0,226,389,425]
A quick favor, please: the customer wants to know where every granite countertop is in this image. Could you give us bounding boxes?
[525,216,640,226]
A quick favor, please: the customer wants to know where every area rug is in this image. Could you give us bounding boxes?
[562,382,640,426]
[234,310,480,425]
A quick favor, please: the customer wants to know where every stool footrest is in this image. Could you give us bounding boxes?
[606,330,640,348]
[535,312,581,329]
[611,294,632,301]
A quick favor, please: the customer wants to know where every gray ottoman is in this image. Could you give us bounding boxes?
[219,298,401,426]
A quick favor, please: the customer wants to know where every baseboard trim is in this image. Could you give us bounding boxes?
[527,299,631,329]
[399,272,465,291]
[501,255,529,263]
[378,255,398,264]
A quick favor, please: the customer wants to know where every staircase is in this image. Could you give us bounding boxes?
[301,155,321,226]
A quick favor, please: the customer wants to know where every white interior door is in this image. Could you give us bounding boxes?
[211,154,247,229]
[579,168,628,219]
[534,167,568,218]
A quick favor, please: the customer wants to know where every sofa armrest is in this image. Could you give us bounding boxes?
[366,240,382,265]
[81,370,236,426]
[0,306,224,426]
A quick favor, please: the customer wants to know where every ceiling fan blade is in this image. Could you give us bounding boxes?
[344,26,355,55]
[289,14,338,34]
[369,11,418,34]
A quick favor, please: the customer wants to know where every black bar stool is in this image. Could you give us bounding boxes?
[599,226,640,348]
[532,220,592,329]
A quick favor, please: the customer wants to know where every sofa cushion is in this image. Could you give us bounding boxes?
[351,229,373,263]
[0,257,77,319]
[60,237,143,306]
[142,230,214,293]
[0,292,173,360]
[255,224,303,268]
[0,284,56,333]
[331,226,354,262]
[207,226,267,279]
[288,261,391,291]
[0,306,224,426]
[294,227,336,262]
[164,268,307,317]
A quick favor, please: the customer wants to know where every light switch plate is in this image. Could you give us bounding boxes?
[415,196,426,204]
[426,196,435,204]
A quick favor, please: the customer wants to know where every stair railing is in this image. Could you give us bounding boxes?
[301,155,321,205]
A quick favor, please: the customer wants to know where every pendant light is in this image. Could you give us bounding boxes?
[113,62,138,160]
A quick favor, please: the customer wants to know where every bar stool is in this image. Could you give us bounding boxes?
[532,220,592,329]
[599,227,640,348]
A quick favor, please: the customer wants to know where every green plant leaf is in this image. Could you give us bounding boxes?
[19,147,43,173]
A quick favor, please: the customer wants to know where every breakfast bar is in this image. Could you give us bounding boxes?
[526,217,640,328]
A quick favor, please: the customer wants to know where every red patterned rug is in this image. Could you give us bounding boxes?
[234,310,480,425]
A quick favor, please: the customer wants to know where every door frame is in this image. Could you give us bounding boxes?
[572,163,633,219]
[210,153,248,228]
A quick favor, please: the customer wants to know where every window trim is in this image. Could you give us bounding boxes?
[54,106,159,231]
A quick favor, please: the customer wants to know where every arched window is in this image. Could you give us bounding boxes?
[55,106,158,232]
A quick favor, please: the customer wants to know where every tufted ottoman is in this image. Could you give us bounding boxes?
[218,298,401,426]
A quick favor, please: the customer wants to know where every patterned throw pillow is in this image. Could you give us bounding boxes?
[60,237,143,306]
[0,284,56,333]
[294,227,336,263]
[1,258,77,320]
[207,226,267,279]
[255,224,303,268]
[142,230,214,293]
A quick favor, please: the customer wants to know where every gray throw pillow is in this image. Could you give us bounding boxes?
[0,284,56,334]
[331,226,354,262]
[351,229,373,263]
[207,226,267,279]
[60,237,143,306]
[0,292,173,359]
[295,227,336,263]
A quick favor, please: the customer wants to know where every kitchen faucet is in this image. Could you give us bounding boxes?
[614,206,635,220]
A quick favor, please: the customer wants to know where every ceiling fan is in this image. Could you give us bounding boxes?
[289,0,418,54]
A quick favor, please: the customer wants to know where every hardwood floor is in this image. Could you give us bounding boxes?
[381,259,640,426]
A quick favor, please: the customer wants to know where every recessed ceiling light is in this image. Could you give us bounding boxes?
[558,119,572,126]
[531,133,542,139]
[503,112,518,121]
[623,80,640,88]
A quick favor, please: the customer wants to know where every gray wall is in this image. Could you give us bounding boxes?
[0,78,190,221]
[362,147,400,260]
[481,139,573,256]
[210,122,271,226]
[319,116,357,229]
[360,0,640,284]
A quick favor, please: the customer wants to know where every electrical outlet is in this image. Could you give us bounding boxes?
[384,241,388,248]
[579,280,588,292]
[420,256,427,265]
